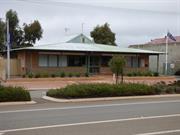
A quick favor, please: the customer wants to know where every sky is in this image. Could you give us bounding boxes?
[0,0,180,47]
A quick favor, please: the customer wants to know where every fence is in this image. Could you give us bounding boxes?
[0,57,20,80]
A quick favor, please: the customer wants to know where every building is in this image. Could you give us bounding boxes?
[129,36,180,75]
[0,34,162,78]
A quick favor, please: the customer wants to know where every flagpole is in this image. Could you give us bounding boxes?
[6,18,10,80]
[165,34,168,75]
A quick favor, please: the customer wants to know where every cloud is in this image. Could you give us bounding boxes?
[0,0,179,46]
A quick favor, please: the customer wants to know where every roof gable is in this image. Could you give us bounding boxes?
[66,33,94,44]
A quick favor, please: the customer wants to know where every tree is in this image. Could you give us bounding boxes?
[23,20,43,46]
[0,9,43,51]
[109,55,126,84]
[90,23,116,45]
[0,19,5,51]
[6,9,21,48]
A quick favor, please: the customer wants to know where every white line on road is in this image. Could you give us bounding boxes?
[0,100,180,114]
[136,129,180,135]
[0,113,180,134]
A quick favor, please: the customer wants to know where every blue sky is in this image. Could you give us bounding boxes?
[0,0,180,47]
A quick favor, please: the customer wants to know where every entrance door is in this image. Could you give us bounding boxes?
[89,56,100,74]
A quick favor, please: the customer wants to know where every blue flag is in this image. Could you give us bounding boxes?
[167,32,176,41]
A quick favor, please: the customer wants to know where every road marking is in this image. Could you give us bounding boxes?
[0,100,180,114]
[136,129,180,135]
[0,113,180,134]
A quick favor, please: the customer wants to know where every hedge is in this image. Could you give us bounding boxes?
[0,85,31,102]
[47,83,157,99]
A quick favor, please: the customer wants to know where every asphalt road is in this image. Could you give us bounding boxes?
[0,96,180,135]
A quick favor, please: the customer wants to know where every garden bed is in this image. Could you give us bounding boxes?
[0,85,31,102]
[47,81,180,99]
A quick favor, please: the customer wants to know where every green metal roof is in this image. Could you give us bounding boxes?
[12,42,163,55]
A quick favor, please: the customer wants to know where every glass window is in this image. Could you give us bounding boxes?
[59,56,67,67]
[39,55,48,67]
[140,58,145,67]
[125,56,132,67]
[68,56,85,66]
[132,57,138,68]
[49,55,57,67]
[101,56,111,66]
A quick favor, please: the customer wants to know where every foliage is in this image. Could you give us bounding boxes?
[60,72,66,77]
[0,85,31,102]
[23,20,43,45]
[75,72,81,77]
[109,55,126,84]
[0,19,5,51]
[47,83,156,99]
[85,72,89,77]
[0,9,43,50]
[68,73,73,77]
[175,69,180,75]
[127,71,158,77]
[27,73,33,78]
[152,81,180,94]
[90,23,116,45]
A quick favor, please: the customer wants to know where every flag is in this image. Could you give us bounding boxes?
[167,32,176,41]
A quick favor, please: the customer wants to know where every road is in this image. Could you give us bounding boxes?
[0,96,180,135]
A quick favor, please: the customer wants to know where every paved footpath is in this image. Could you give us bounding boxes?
[1,76,176,90]
[0,96,180,135]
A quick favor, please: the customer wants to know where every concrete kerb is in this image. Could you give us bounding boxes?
[43,94,180,103]
[0,101,36,106]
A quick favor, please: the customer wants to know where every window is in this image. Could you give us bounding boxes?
[39,55,48,67]
[101,56,111,66]
[125,56,132,67]
[68,56,85,66]
[132,56,138,68]
[59,56,67,67]
[49,55,58,67]
[140,58,145,67]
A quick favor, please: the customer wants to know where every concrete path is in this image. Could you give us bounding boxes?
[2,76,176,90]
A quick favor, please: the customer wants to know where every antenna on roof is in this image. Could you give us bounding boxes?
[64,27,70,35]
[81,23,84,34]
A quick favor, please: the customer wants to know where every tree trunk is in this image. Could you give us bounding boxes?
[121,69,124,84]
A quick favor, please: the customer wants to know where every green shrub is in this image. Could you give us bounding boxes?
[60,72,66,77]
[126,71,157,77]
[51,74,56,78]
[35,73,41,78]
[127,73,132,77]
[0,86,31,102]
[153,72,159,77]
[68,73,73,77]
[75,73,81,77]
[47,83,156,99]
[175,69,180,75]
[85,72,89,77]
[41,73,49,78]
[22,74,26,78]
[27,73,33,78]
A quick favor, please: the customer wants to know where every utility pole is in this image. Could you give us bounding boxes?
[64,27,69,35]
[6,18,10,80]
[81,23,84,34]
[165,35,168,75]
